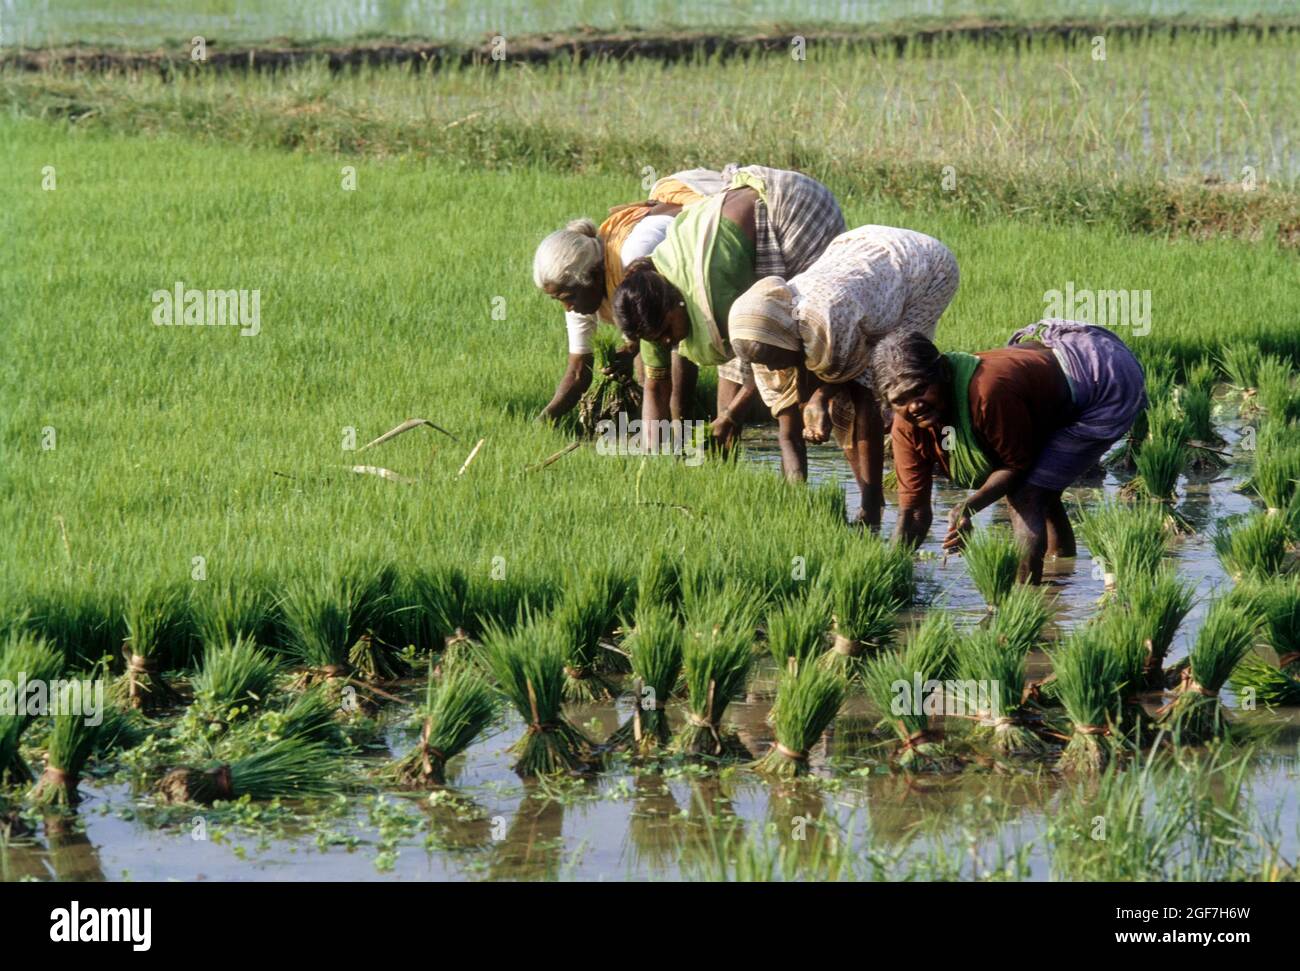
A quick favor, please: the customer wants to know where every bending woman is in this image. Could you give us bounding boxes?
[612,165,845,451]
[875,321,1147,582]
[726,225,959,526]
[532,168,728,421]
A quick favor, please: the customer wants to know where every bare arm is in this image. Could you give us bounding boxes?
[542,353,594,420]
[943,467,1024,552]
[776,407,808,482]
[643,373,673,452]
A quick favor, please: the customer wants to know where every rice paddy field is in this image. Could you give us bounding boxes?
[2,4,1300,892]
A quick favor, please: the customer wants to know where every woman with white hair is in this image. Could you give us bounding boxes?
[727,225,959,527]
[533,169,729,421]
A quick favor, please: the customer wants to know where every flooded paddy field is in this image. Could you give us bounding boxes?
[4,403,1297,883]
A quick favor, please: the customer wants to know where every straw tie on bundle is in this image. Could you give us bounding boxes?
[831,634,862,658]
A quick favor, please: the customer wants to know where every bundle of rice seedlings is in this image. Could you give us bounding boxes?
[550,569,629,701]
[765,580,831,674]
[753,664,846,778]
[194,582,281,653]
[392,565,470,653]
[1130,434,1189,529]
[1219,343,1262,395]
[1256,354,1300,423]
[823,563,902,670]
[480,617,594,777]
[0,630,65,784]
[961,525,1023,609]
[861,627,953,771]
[953,627,1046,756]
[1227,652,1300,708]
[1110,571,1196,690]
[1255,578,1300,673]
[28,685,112,808]
[156,737,339,805]
[608,604,684,755]
[280,570,392,685]
[1214,512,1290,580]
[115,585,186,712]
[637,547,683,618]
[577,332,643,437]
[1159,602,1260,743]
[1049,627,1127,773]
[987,584,1052,655]
[674,589,759,758]
[261,685,347,750]
[1179,370,1227,469]
[190,634,281,719]
[392,664,496,787]
[1248,443,1300,513]
[1077,500,1170,593]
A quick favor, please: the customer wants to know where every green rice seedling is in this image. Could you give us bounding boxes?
[824,557,903,670]
[765,579,831,674]
[1248,443,1300,513]
[1214,512,1290,580]
[481,617,594,777]
[28,683,112,807]
[637,547,684,618]
[194,581,281,653]
[1253,578,1300,673]
[1179,369,1227,468]
[1255,354,1300,423]
[156,737,339,805]
[861,625,955,771]
[986,584,1052,656]
[279,569,392,685]
[961,525,1023,609]
[259,685,347,750]
[390,565,470,653]
[190,634,282,720]
[392,663,497,787]
[0,630,65,784]
[906,611,960,684]
[1218,343,1262,395]
[1131,436,1189,529]
[1159,601,1261,743]
[1077,499,1170,594]
[1227,652,1300,708]
[753,664,846,778]
[953,627,1046,756]
[608,604,684,755]
[115,584,188,712]
[675,589,759,759]
[551,568,629,701]
[1109,571,1196,690]
[577,331,641,438]
[1049,626,1127,773]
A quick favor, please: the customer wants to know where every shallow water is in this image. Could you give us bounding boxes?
[3,401,1298,881]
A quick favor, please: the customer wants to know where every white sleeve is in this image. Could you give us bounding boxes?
[565,311,598,355]
[620,214,675,267]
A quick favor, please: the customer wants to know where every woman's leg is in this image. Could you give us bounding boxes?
[1006,484,1053,585]
[846,384,883,528]
[1044,493,1077,558]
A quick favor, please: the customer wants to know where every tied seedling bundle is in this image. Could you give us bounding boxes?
[675,584,761,758]
[1,630,65,784]
[115,585,188,712]
[608,603,683,755]
[190,634,281,722]
[1159,601,1260,743]
[481,617,594,777]
[754,663,846,778]
[551,569,629,701]
[1255,354,1300,424]
[824,549,904,670]
[280,568,394,688]
[28,684,117,808]
[393,663,496,787]
[1214,512,1290,580]
[157,737,340,805]
[765,579,831,675]
[862,619,955,771]
[1106,570,1196,690]
[1247,441,1300,514]
[1179,360,1227,469]
[1255,577,1300,675]
[637,547,684,618]
[393,565,471,655]
[1077,500,1170,594]
[195,581,282,654]
[1219,343,1262,401]
[577,332,643,438]
[1123,399,1191,531]
[955,586,1051,755]
[1228,651,1300,708]
[961,525,1023,609]
[1049,626,1126,773]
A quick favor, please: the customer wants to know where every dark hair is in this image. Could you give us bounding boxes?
[613,259,680,343]
[871,330,948,402]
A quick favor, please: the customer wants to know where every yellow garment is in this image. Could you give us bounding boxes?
[728,277,800,350]
[595,178,708,324]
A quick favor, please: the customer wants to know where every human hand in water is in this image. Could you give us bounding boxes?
[943,504,973,553]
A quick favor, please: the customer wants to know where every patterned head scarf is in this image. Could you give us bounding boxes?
[727,277,800,353]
